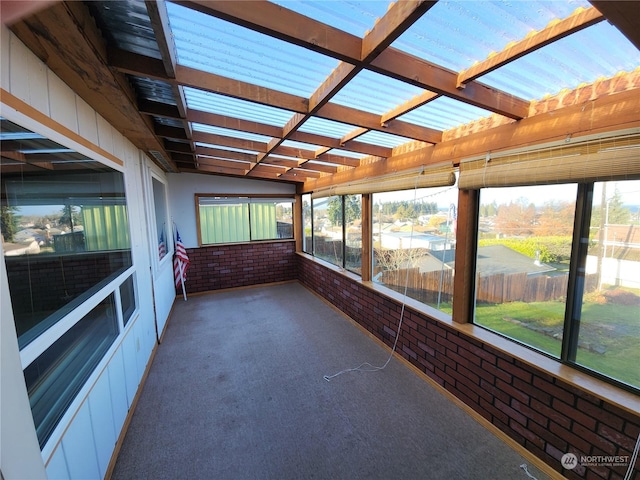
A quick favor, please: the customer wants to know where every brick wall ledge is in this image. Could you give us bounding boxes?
[296,252,640,417]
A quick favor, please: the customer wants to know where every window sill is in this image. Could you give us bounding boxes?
[198,238,295,248]
[297,252,640,417]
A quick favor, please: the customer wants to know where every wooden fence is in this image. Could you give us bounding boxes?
[381,268,598,304]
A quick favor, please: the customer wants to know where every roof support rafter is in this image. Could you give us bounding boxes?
[457,6,605,88]
[145,0,194,164]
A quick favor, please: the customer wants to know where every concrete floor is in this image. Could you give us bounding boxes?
[111,282,550,480]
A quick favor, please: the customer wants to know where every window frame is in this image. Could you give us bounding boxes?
[195,193,295,246]
[311,194,363,273]
[1,109,140,452]
[472,181,639,395]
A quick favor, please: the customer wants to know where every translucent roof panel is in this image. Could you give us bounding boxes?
[325,149,366,159]
[399,97,496,131]
[280,140,323,151]
[270,1,388,37]
[330,70,425,115]
[298,117,359,138]
[479,22,640,99]
[354,130,415,149]
[192,124,273,143]
[183,87,294,126]
[167,2,340,98]
[392,1,593,72]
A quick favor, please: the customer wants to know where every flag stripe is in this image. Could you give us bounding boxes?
[174,229,190,288]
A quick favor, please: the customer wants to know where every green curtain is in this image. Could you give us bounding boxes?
[250,203,277,240]
[200,204,250,244]
[82,205,131,251]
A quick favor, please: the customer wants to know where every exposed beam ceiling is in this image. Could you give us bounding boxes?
[5,0,640,185]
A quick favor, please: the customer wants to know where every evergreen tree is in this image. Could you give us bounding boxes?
[1,205,20,242]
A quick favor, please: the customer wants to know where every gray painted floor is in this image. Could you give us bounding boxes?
[112,282,550,480]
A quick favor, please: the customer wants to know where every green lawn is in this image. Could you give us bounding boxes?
[474,300,640,389]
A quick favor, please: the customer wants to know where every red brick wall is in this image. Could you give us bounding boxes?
[297,254,640,480]
[178,241,297,294]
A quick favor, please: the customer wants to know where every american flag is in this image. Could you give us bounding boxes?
[173,229,190,288]
[158,230,166,260]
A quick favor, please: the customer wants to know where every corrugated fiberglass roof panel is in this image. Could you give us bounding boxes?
[183,87,294,126]
[354,130,415,148]
[330,70,425,115]
[167,2,340,98]
[399,96,496,131]
[478,22,640,99]
[192,124,273,143]
[270,1,389,38]
[298,117,360,138]
[391,0,592,72]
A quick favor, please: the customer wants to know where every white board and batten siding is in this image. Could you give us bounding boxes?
[1,24,175,479]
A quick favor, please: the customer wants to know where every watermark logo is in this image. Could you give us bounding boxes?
[561,453,578,470]
[561,452,630,469]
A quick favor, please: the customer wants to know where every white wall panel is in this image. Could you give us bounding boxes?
[48,73,78,133]
[0,251,46,479]
[88,371,116,479]
[26,53,49,116]
[155,259,176,336]
[97,114,114,156]
[108,348,129,435]
[2,29,161,480]
[122,330,140,407]
[76,96,99,146]
[45,446,69,480]
[61,402,100,480]
[8,33,31,102]
[1,26,10,89]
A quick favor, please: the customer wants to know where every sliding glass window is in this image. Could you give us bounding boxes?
[1,118,136,447]
[474,180,640,391]
[475,184,577,358]
[576,180,640,389]
[312,194,361,273]
[197,195,294,245]
[372,186,458,314]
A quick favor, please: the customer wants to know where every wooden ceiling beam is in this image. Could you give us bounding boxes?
[271,145,315,160]
[146,1,193,140]
[288,131,392,158]
[317,103,442,143]
[370,48,530,119]
[316,153,360,168]
[284,168,322,179]
[110,49,442,144]
[261,156,302,168]
[9,2,178,172]
[195,146,257,163]
[110,48,309,113]
[381,91,440,124]
[246,0,435,176]
[187,109,282,138]
[361,1,436,61]
[194,164,250,176]
[192,131,269,153]
[196,156,255,170]
[457,7,605,87]
[297,162,339,174]
[303,87,640,192]
[590,1,640,51]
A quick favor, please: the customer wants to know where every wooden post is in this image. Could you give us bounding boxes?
[452,189,479,324]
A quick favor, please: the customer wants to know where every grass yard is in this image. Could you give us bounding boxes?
[475,300,640,390]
